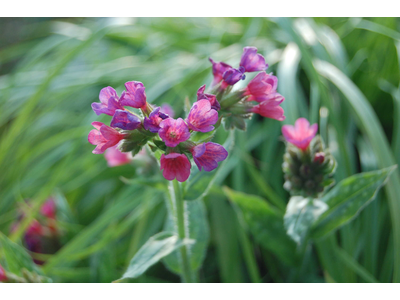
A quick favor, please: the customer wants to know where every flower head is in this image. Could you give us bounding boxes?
[120,81,147,108]
[88,122,127,154]
[197,85,220,111]
[251,93,285,121]
[244,72,278,102]
[158,118,190,147]
[240,46,268,73]
[282,118,318,151]
[160,103,175,118]
[144,107,169,133]
[0,265,7,282]
[110,109,141,130]
[186,99,218,132]
[160,153,191,182]
[104,146,132,167]
[191,142,228,172]
[209,58,232,88]
[91,86,123,116]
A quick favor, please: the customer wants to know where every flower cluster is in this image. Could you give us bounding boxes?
[282,118,336,197]
[89,46,286,182]
[11,198,59,265]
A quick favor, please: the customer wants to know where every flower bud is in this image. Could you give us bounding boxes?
[0,264,7,282]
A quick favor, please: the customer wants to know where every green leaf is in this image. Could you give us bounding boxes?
[284,196,328,244]
[162,198,209,273]
[0,232,41,276]
[119,232,193,280]
[311,166,397,239]
[223,187,298,266]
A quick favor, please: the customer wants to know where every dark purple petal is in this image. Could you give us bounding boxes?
[222,68,245,86]
[192,142,228,172]
[144,107,164,133]
[209,57,233,87]
[240,47,268,73]
[110,109,141,130]
[197,85,221,111]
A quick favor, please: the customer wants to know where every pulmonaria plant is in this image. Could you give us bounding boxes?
[282,118,336,197]
[88,46,286,182]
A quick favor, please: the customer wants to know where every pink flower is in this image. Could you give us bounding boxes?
[209,58,232,88]
[251,93,285,121]
[0,265,7,282]
[243,72,278,102]
[88,122,127,154]
[158,118,190,147]
[40,198,56,219]
[91,86,123,116]
[104,146,132,167]
[197,85,220,111]
[282,118,318,151]
[186,99,218,132]
[240,46,268,73]
[144,107,169,133]
[160,103,175,118]
[160,153,191,182]
[191,142,228,172]
[120,81,147,109]
[110,109,141,130]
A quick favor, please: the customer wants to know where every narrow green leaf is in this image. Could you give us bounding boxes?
[311,166,396,239]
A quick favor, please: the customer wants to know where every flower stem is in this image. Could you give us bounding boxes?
[172,179,195,283]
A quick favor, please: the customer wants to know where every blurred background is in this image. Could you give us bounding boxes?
[0,17,399,283]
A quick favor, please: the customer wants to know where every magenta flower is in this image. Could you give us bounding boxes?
[243,72,278,102]
[282,118,318,151]
[197,85,220,111]
[186,99,218,132]
[120,81,147,109]
[0,264,7,282]
[240,46,268,73]
[158,118,190,147]
[144,107,169,133]
[251,93,285,121]
[40,198,56,219]
[104,146,132,167]
[191,142,228,172]
[91,86,123,116]
[160,153,191,182]
[88,122,127,154]
[110,109,141,130]
[209,58,232,88]
[160,103,175,118]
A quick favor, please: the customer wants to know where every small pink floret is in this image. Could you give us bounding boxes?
[281,118,318,151]
[160,153,191,182]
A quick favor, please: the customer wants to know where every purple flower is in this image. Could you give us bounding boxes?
[250,93,285,121]
[243,72,278,102]
[282,118,318,151]
[158,118,190,147]
[209,57,232,88]
[120,81,147,109]
[222,68,246,86]
[240,46,268,72]
[144,107,169,133]
[197,85,220,111]
[91,86,123,116]
[88,122,127,154]
[160,103,175,118]
[110,109,141,130]
[191,142,228,172]
[186,99,218,132]
[160,153,191,182]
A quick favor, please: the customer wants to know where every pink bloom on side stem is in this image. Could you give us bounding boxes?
[186,99,218,132]
[160,103,175,118]
[197,85,220,111]
[88,122,127,154]
[251,93,285,121]
[0,264,7,282]
[91,86,123,116]
[104,146,132,167]
[243,72,278,102]
[191,142,228,172]
[209,58,232,88]
[120,81,147,109]
[160,153,191,182]
[282,118,318,151]
[239,46,268,73]
[158,118,190,147]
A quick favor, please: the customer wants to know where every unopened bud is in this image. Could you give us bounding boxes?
[314,152,325,164]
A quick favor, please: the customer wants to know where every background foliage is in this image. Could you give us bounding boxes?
[0,17,399,283]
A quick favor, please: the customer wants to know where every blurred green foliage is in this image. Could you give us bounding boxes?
[0,17,400,283]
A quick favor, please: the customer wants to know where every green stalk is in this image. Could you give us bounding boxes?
[172,180,195,283]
